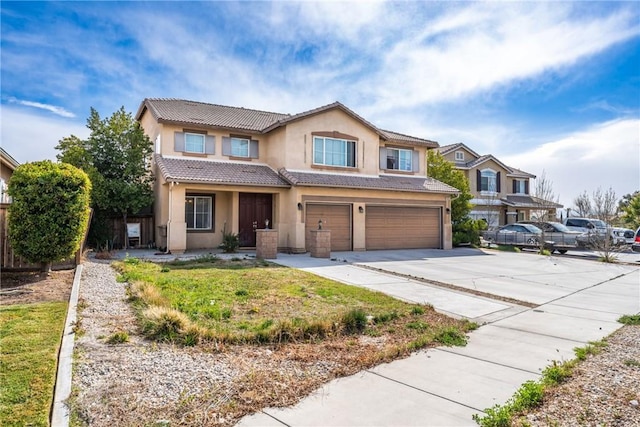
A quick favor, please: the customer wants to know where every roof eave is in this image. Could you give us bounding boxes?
[163,177,290,188]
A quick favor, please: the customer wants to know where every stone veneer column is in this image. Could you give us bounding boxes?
[256,229,278,259]
[309,230,331,258]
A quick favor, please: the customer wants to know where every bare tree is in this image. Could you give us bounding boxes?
[531,170,560,222]
[587,187,619,262]
[592,187,618,222]
[573,191,592,217]
[531,170,560,252]
[481,191,501,229]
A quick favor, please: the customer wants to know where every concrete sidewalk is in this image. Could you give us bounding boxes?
[238,248,639,426]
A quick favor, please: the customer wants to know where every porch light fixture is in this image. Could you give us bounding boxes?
[297,202,303,211]
[358,206,364,213]
[446,208,451,214]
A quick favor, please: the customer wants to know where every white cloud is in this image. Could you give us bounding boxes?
[7,97,76,118]
[372,3,640,110]
[1,106,89,164]
[501,118,640,208]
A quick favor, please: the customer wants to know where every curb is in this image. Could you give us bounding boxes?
[51,264,83,427]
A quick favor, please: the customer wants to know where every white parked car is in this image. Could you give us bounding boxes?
[611,227,635,245]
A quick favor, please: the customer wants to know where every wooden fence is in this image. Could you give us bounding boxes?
[104,216,155,249]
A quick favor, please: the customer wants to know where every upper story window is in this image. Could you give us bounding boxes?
[454,151,464,161]
[386,148,413,171]
[313,136,356,168]
[185,132,205,153]
[480,169,497,192]
[222,136,259,159]
[0,178,9,204]
[513,179,528,194]
[231,137,250,157]
[185,195,213,230]
[174,131,215,155]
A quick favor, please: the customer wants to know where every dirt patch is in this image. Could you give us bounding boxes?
[0,269,75,305]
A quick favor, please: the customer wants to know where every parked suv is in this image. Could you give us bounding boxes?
[563,217,608,235]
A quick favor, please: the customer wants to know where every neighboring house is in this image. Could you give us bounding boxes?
[136,99,459,254]
[0,147,19,204]
[436,143,561,227]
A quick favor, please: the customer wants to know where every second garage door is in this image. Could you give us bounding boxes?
[366,206,441,250]
[305,204,352,251]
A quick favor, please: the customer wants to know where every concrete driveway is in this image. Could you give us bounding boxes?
[238,248,639,427]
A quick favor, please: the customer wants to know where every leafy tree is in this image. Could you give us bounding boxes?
[619,191,640,230]
[427,150,485,245]
[427,150,473,222]
[7,161,91,273]
[56,107,154,249]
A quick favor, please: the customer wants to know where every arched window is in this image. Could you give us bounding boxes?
[480,169,497,192]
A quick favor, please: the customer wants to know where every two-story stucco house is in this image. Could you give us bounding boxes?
[136,99,459,254]
[437,143,561,227]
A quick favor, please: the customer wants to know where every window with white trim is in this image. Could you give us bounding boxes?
[480,169,497,192]
[185,132,205,153]
[231,137,250,157]
[454,151,464,161]
[514,179,526,194]
[185,195,212,230]
[313,136,356,167]
[386,148,413,171]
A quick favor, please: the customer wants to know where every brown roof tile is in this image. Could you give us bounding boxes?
[139,99,289,132]
[379,129,439,147]
[502,195,563,208]
[155,155,291,187]
[279,169,458,194]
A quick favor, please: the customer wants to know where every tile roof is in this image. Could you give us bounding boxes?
[501,195,563,208]
[154,155,291,187]
[138,99,439,148]
[379,129,438,147]
[506,167,536,178]
[139,99,290,132]
[278,169,459,194]
[438,142,480,157]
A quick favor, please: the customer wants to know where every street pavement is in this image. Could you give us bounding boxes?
[237,248,640,427]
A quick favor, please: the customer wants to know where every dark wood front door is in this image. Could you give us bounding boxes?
[239,193,273,247]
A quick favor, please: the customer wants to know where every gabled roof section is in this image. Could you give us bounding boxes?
[379,129,438,148]
[438,142,480,158]
[439,142,536,177]
[279,169,459,194]
[136,98,290,133]
[262,102,378,133]
[155,155,291,187]
[507,167,536,179]
[0,147,20,171]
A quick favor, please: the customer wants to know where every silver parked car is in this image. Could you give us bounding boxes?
[518,221,587,253]
[483,223,544,247]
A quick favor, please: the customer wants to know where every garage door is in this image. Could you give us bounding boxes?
[366,206,441,250]
[305,204,352,251]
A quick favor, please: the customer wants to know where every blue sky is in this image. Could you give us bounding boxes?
[2,1,639,208]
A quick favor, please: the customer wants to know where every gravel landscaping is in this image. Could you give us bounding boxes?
[518,324,640,426]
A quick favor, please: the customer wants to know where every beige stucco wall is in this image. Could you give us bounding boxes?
[467,159,508,199]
